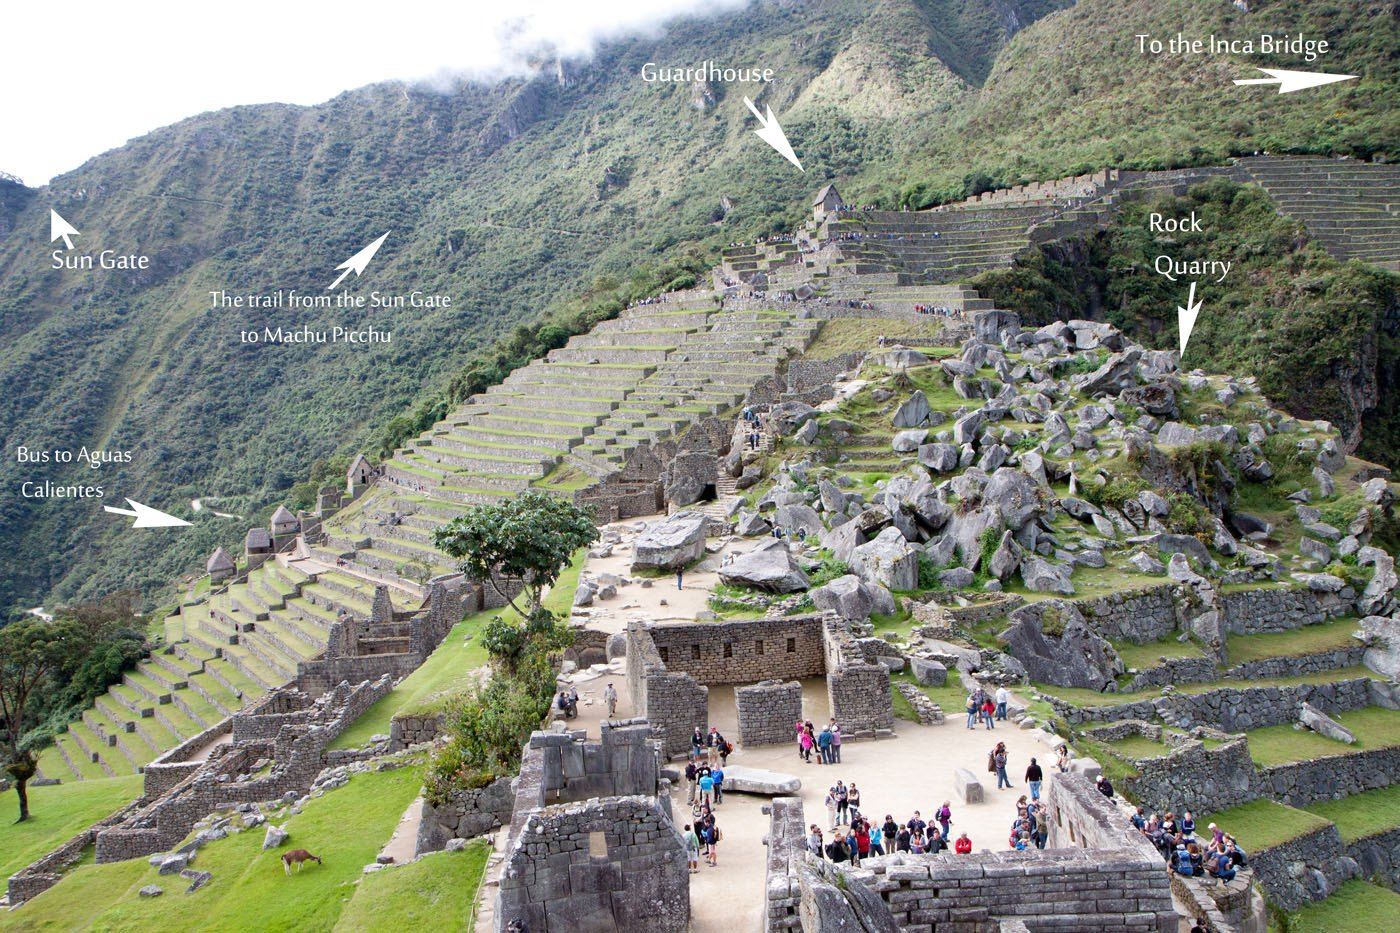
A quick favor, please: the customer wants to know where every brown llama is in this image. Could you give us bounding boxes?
[281,849,323,874]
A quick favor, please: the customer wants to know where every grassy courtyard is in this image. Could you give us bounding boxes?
[1112,636,1207,671]
[0,757,427,931]
[335,839,491,930]
[0,775,145,882]
[1302,784,1400,844]
[1281,880,1400,932]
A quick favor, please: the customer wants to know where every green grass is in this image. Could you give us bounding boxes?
[1281,880,1400,932]
[889,672,971,715]
[1104,733,1171,759]
[801,319,940,359]
[1303,784,1400,844]
[1224,616,1361,665]
[0,775,144,881]
[532,462,596,492]
[1246,707,1400,768]
[1203,799,1333,852]
[1113,636,1207,670]
[1,757,425,932]
[335,839,490,931]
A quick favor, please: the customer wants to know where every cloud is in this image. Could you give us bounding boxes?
[0,0,750,185]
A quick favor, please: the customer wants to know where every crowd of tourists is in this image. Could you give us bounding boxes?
[794,718,845,764]
[741,406,768,451]
[912,304,960,317]
[1129,807,1247,883]
[962,685,1012,729]
[807,784,972,865]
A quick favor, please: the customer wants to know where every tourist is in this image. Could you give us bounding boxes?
[1130,806,1146,831]
[883,814,900,850]
[684,824,700,873]
[1224,836,1247,868]
[965,694,979,729]
[868,821,884,856]
[807,825,825,860]
[1208,848,1236,882]
[826,832,849,864]
[706,727,724,766]
[955,832,973,854]
[1181,810,1196,837]
[846,825,862,866]
[825,788,838,829]
[995,685,1009,721]
[799,724,815,763]
[1187,842,1205,875]
[981,695,996,729]
[1171,843,1194,876]
[1013,831,1030,851]
[829,721,842,763]
[698,769,716,809]
[817,724,833,764]
[927,825,945,854]
[719,735,732,767]
[991,743,1012,789]
[1208,822,1224,849]
[937,802,952,841]
[685,760,698,804]
[1056,744,1071,773]
[847,782,861,818]
[604,682,618,718]
[909,828,926,853]
[1096,774,1115,799]
[704,820,721,867]
[895,823,911,852]
[712,764,724,804]
[676,568,684,591]
[835,781,850,822]
[1025,757,1043,801]
[907,810,927,837]
[691,727,704,761]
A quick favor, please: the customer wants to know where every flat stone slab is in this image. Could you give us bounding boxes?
[954,767,983,804]
[721,765,801,795]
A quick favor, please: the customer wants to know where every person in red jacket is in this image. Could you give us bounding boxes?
[955,832,973,854]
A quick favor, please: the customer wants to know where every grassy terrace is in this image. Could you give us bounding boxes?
[1245,706,1400,768]
[1223,616,1360,665]
[1113,636,1207,671]
[1283,880,1400,932]
[336,839,491,929]
[1203,799,1333,852]
[1103,734,1172,760]
[1303,784,1400,843]
[0,758,427,931]
[1036,667,1382,709]
[0,775,145,881]
[889,671,972,720]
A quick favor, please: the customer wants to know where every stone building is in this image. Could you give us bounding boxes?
[205,546,235,583]
[812,184,842,222]
[243,526,274,570]
[346,453,375,494]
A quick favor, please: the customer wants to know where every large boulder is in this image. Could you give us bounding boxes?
[1000,603,1122,689]
[774,504,823,539]
[918,443,960,473]
[982,467,1042,531]
[1019,556,1075,595]
[721,765,802,795]
[811,574,883,621]
[718,540,810,593]
[910,657,948,687]
[632,511,709,571]
[973,309,1021,345]
[1299,702,1356,744]
[662,450,718,507]
[1361,615,1400,678]
[850,526,920,591]
[1358,546,1398,616]
[1071,347,1141,396]
[772,400,819,436]
[892,391,933,428]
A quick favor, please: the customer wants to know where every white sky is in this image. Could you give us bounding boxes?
[1,0,747,186]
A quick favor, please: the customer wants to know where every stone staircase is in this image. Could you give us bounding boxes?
[1239,156,1400,271]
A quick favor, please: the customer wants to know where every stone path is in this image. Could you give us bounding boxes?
[379,796,425,866]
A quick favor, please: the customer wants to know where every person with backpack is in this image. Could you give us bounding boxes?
[817,725,833,764]
[720,737,733,767]
[965,694,979,729]
[825,833,849,864]
[993,743,1011,789]
[937,802,953,841]
[981,696,997,729]
[712,765,725,805]
[829,721,843,763]
[1172,843,1194,876]
[807,825,824,860]
[698,769,716,809]
[834,781,850,823]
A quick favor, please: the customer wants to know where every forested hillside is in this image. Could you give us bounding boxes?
[0,0,1394,609]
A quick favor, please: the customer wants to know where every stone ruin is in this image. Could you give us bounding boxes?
[624,611,895,758]
[764,772,1180,932]
[491,720,689,932]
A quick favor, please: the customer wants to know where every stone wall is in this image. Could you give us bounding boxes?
[1123,737,1258,817]
[626,622,708,758]
[1047,677,1380,730]
[640,616,827,685]
[1074,584,1180,643]
[736,680,803,747]
[530,720,666,806]
[762,796,807,932]
[1247,823,1350,913]
[826,663,895,738]
[389,711,442,749]
[6,799,146,905]
[1346,825,1400,892]
[1218,587,1350,635]
[493,795,690,933]
[416,775,515,855]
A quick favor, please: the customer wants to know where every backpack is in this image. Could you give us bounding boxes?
[987,752,996,773]
[1174,849,1194,876]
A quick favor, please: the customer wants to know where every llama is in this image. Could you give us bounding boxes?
[281,849,323,874]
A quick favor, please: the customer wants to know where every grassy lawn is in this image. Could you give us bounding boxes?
[335,839,490,931]
[1282,880,1400,932]
[1,757,425,932]
[1246,706,1400,768]
[1104,734,1171,759]
[329,548,585,751]
[1113,636,1207,670]
[1203,799,1333,852]
[889,671,971,714]
[1037,667,1382,709]
[800,320,938,359]
[0,775,145,881]
[1303,784,1400,843]
[1224,616,1361,665]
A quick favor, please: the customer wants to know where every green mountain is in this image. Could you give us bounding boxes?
[0,0,1393,610]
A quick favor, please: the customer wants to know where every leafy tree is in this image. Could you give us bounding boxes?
[433,491,598,617]
[1,617,84,822]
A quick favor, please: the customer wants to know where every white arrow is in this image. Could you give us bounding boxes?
[104,498,191,528]
[327,231,390,290]
[1178,281,1203,357]
[50,209,80,249]
[742,97,803,172]
[1233,68,1357,94]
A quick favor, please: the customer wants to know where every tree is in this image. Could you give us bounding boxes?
[433,490,598,617]
[0,617,83,822]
